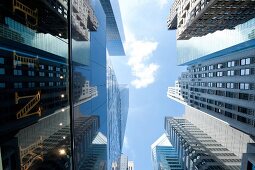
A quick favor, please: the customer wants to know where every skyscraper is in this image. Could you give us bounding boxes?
[128,161,134,170]
[0,0,128,169]
[151,133,183,170]
[118,154,135,170]
[168,0,255,40]
[167,1,255,168]
[168,43,255,137]
[165,117,242,170]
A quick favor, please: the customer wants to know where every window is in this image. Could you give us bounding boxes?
[13,60,21,66]
[240,83,249,90]
[227,61,235,67]
[237,115,249,124]
[227,70,234,76]
[0,83,5,88]
[208,72,213,77]
[56,67,60,71]
[56,82,61,86]
[215,108,222,113]
[40,82,45,87]
[226,83,234,89]
[208,65,214,70]
[239,93,249,100]
[28,63,34,68]
[202,66,206,71]
[0,68,5,75]
[217,63,223,69]
[240,68,250,76]
[225,111,233,118]
[238,106,248,114]
[48,73,54,77]
[40,64,45,69]
[63,68,66,72]
[225,103,233,110]
[28,82,35,88]
[48,66,53,70]
[14,82,22,88]
[216,71,223,77]
[39,72,45,77]
[0,58,4,64]
[14,69,22,76]
[226,91,236,98]
[216,83,223,88]
[208,82,213,87]
[28,71,35,76]
[201,73,206,77]
[49,82,54,86]
[240,58,251,65]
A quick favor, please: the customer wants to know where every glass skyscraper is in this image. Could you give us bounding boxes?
[0,0,128,169]
[151,133,183,170]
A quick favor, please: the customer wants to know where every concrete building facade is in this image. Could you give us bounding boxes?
[165,117,242,170]
[168,43,255,137]
[167,0,255,40]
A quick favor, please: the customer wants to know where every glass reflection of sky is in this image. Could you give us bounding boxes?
[73,0,107,136]
[177,18,255,65]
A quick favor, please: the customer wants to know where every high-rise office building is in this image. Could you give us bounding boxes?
[128,161,134,170]
[107,61,129,169]
[119,154,128,170]
[151,133,183,170]
[168,0,255,66]
[168,43,255,137]
[119,85,129,150]
[168,0,255,40]
[117,154,134,170]
[0,0,127,169]
[165,117,242,170]
[167,1,255,168]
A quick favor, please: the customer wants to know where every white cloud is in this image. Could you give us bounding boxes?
[123,135,129,149]
[124,29,159,89]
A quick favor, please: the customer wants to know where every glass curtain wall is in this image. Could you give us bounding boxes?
[0,0,71,170]
[71,0,107,169]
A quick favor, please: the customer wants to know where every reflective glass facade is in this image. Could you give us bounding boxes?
[177,18,255,65]
[0,0,71,169]
[0,0,126,169]
[107,60,129,169]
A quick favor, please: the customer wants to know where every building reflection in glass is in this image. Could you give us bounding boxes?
[0,0,70,169]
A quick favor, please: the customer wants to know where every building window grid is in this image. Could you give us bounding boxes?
[14,69,22,76]
[0,58,4,64]
[240,83,250,90]
[227,70,235,76]
[227,61,235,67]
[240,68,250,76]
[240,58,251,66]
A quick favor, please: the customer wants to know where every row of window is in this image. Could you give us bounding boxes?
[12,69,64,78]
[191,68,252,78]
[191,57,252,72]
[190,102,254,126]
[11,82,67,88]
[12,60,66,72]
[39,64,66,72]
[191,97,254,116]
[186,88,253,101]
[189,82,252,90]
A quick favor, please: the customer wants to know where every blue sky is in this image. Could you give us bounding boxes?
[110,0,186,169]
